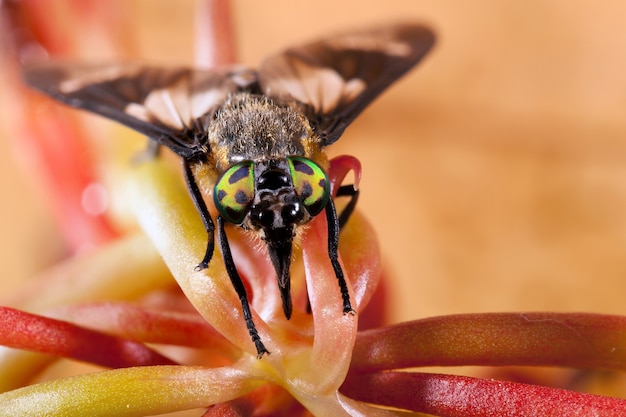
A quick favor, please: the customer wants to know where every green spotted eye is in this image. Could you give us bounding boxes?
[287,156,330,216]
[213,161,255,224]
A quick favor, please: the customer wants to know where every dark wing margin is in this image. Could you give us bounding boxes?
[23,62,253,158]
[258,23,435,146]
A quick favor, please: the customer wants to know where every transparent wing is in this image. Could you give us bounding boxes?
[258,23,435,145]
[23,62,255,158]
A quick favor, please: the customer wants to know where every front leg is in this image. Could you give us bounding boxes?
[217,216,270,358]
[305,184,359,314]
[182,159,215,271]
[335,184,360,230]
[325,197,356,315]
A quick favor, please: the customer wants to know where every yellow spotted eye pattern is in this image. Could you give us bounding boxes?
[213,161,255,224]
[287,156,330,216]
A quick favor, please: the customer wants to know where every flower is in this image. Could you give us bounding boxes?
[0,153,387,416]
[2,186,626,416]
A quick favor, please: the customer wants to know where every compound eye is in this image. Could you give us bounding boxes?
[287,156,330,216]
[213,161,255,224]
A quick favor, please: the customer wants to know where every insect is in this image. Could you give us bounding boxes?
[24,23,435,357]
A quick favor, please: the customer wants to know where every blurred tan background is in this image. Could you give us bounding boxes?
[1,0,626,323]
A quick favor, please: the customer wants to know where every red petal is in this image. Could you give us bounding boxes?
[52,302,238,358]
[342,371,626,417]
[0,307,175,368]
[352,312,626,372]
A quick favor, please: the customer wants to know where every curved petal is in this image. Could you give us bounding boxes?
[327,155,381,312]
[351,312,626,372]
[342,371,626,417]
[0,307,175,368]
[299,213,357,393]
[336,210,381,312]
[327,155,362,196]
[50,302,236,355]
[0,365,262,417]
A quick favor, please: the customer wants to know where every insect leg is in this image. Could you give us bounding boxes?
[217,215,270,358]
[325,197,356,315]
[335,184,360,230]
[131,141,162,164]
[143,140,162,158]
[182,160,215,271]
[305,185,359,314]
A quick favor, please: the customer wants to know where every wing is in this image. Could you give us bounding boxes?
[258,23,435,146]
[23,62,256,158]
